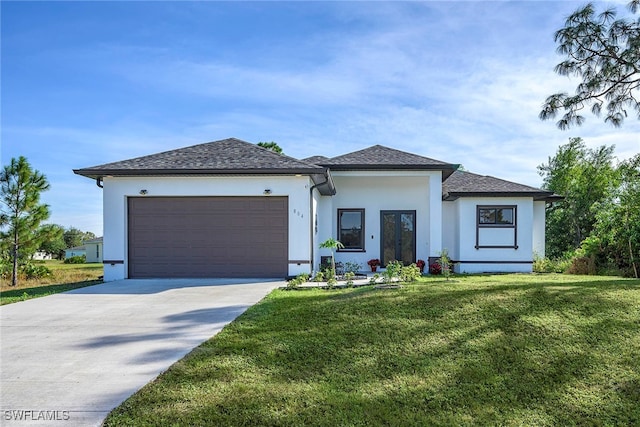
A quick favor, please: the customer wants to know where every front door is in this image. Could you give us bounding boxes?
[381,211,416,266]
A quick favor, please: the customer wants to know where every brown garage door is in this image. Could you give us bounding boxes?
[128,197,288,278]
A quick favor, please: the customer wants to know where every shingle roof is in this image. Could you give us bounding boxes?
[74,138,336,195]
[301,155,329,165]
[74,138,325,178]
[321,145,454,168]
[443,170,561,201]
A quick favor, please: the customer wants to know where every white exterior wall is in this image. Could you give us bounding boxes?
[453,197,535,273]
[532,201,546,258]
[84,242,103,263]
[102,175,313,281]
[442,201,458,261]
[315,171,442,272]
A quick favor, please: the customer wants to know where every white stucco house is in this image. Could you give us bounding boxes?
[74,138,559,281]
[83,237,103,263]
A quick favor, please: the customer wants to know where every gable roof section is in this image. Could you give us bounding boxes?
[74,138,336,195]
[443,170,562,201]
[319,145,459,179]
[301,155,329,165]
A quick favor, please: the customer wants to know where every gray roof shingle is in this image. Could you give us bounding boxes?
[75,138,557,200]
[301,155,329,165]
[443,170,561,201]
[74,138,325,178]
[321,145,455,168]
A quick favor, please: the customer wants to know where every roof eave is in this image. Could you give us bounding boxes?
[442,191,561,201]
[320,163,459,175]
[311,170,336,196]
[73,167,326,180]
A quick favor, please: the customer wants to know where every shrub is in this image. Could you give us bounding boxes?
[532,254,573,273]
[400,264,421,283]
[369,273,380,285]
[312,271,325,282]
[286,273,309,289]
[0,261,11,279]
[20,263,52,279]
[567,256,597,275]
[321,266,335,282]
[64,255,86,264]
[429,263,442,275]
[344,271,355,287]
[383,260,402,284]
[343,261,362,275]
[437,249,452,280]
[326,276,337,289]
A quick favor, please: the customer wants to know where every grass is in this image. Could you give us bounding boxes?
[105,273,640,426]
[0,260,103,305]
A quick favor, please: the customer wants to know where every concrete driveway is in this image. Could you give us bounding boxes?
[0,278,283,426]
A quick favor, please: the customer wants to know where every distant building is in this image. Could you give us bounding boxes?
[32,251,53,260]
[65,246,86,259]
[83,237,103,263]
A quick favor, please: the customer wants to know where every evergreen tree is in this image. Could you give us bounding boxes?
[0,157,51,286]
[540,1,640,128]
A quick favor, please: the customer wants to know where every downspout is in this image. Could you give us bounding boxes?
[96,177,104,188]
[309,171,331,274]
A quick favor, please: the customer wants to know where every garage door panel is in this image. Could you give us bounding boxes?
[128,197,288,278]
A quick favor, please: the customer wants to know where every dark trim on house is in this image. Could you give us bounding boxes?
[74,167,326,178]
[443,191,561,201]
[475,205,518,250]
[325,164,458,179]
[103,260,124,265]
[380,210,417,266]
[337,208,366,251]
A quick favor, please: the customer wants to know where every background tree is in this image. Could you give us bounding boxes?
[540,1,640,129]
[538,137,617,257]
[257,141,284,154]
[0,156,51,286]
[592,153,640,277]
[37,224,66,259]
[63,227,96,249]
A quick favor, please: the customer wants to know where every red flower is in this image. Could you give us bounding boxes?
[429,263,442,275]
[416,259,426,268]
[367,258,381,267]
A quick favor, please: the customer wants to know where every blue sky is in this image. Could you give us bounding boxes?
[2,1,639,236]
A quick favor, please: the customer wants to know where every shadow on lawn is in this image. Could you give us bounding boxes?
[107,277,640,426]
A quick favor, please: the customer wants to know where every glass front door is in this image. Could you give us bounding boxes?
[381,211,416,266]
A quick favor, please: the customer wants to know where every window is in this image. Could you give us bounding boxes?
[478,207,514,226]
[338,209,365,250]
[476,205,518,249]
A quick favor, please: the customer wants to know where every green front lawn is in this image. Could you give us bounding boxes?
[105,274,640,426]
